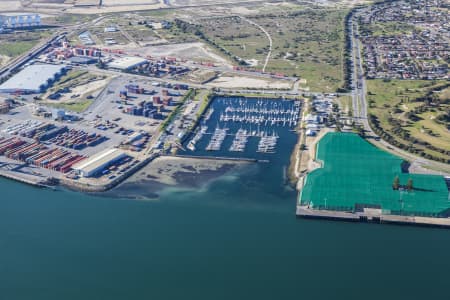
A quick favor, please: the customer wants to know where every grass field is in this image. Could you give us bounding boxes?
[360,21,416,37]
[41,70,108,113]
[43,99,94,113]
[367,79,450,163]
[336,95,352,115]
[0,30,52,64]
[194,8,347,92]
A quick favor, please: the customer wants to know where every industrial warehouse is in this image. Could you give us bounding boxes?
[72,148,127,178]
[0,53,189,191]
[0,64,67,94]
[107,56,149,71]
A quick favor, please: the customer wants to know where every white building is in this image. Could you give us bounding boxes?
[107,56,148,71]
[72,148,127,178]
[0,64,66,94]
[104,26,118,32]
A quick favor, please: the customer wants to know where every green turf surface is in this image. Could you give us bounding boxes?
[299,133,449,217]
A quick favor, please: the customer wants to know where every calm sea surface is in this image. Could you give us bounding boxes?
[2,96,449,299]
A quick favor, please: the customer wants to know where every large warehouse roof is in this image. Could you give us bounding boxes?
[107,56,148,70]
[73,148,126,177]
[0,64,66,93]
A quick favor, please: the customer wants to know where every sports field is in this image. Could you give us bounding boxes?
[299,133,449,217]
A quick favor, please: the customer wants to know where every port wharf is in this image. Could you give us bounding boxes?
[0,168,52,188]
[0,153,159,192]
[60,153,159,192]
[296,205,450,228]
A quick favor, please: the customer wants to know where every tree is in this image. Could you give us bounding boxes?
[393,176,400,190]
[407,178,413,191]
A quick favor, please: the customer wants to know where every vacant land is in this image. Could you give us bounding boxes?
[367,79,450,163]
[41,70,111,113]
[207,74,292,89]
[190,8,347,92]
[359,21,416,37]
[0,30,52,66]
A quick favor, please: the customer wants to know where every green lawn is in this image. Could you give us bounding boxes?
[0,41,36,57]
[0,30,52,61]
[43,100,94,113]
[195,8,347,92]
[367,79,450,162]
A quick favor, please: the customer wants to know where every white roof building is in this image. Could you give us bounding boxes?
[107,56,148,70]
[72,148,127,177]
[0,64,66,94]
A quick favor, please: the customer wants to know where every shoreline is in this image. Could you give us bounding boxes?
[296,205,450,228]
[295,132,450,229]
[100,155,253,199]
[0,154,256,193]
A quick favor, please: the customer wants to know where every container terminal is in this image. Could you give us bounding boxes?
[0,28,447,229]
[0,60,301,192]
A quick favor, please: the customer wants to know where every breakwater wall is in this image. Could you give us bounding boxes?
[296,205,450,228]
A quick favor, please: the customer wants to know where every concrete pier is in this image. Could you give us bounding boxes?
[296,205,450,228]
[171,154,268,163]
[0,169,51,188]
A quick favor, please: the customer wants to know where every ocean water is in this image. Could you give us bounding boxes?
[2,96,450,299]
[2,174,450,300]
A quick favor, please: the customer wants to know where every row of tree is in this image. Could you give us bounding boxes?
[392,176,413,191]
[368,113,450,163]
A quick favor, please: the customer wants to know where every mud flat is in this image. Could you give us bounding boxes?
[101,156,251,199]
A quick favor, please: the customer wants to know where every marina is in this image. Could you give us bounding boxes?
[187,125,208,151]
[229,128,248,152]
[183,96,302,158]
[257,132,279,154]
[206,126,228,151]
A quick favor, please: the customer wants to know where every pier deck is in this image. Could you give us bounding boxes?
[296,205,450,228]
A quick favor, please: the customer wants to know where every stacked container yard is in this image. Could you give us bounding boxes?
[0,136,86,173]
[122,100,158,118]
[3,121,106,150]
[47,129,106,150]
[126,84,144,94]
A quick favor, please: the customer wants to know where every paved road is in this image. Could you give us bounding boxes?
[77,65,311,96]
[0,17,103,81]
[349,9,450,175]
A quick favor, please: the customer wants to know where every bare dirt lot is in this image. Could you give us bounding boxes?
[127,42,232,66]
[207,75,293,89]
[0,1,22,11]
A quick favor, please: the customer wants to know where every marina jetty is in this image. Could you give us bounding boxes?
[184,96,302,156]
[172,154,267,163]
[297,132,450,228]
